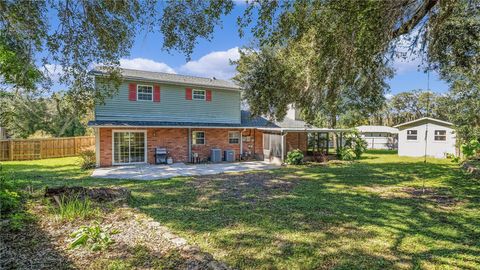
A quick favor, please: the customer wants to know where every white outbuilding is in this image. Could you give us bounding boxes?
[356,125,399,150]
[394,117,456,158]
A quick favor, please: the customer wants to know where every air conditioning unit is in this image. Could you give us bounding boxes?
[210,148,222,163]
[224,150,235,162]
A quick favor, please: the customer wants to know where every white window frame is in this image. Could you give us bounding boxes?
[137,84,153,101]
[192,89,206,100]
[192,131,205,145]
[434,130,447,141]
[406,130,418,141]
[112,130,147,165]
[228,131,240,144]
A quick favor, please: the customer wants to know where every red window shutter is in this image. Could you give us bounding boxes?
[128,83,137,101]
[185,88,192,100]
[206,89,212,101]
[153,85,160,102]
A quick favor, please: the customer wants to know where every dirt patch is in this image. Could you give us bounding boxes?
[462,161,480,178]
[1,203,230,270]
[401,187,458,206]
[191,171,297,202]
[45,186,131,203]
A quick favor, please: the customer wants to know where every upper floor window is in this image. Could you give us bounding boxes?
[193,89,206,100]
[434,130,446,141]
[137,85,153,101]
[228,131,240,144]
[192,131,205,145]
[407,130,417,141]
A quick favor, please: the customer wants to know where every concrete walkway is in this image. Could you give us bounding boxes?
[91,161,280,180]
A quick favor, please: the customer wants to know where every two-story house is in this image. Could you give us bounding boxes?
[88,68,348,167]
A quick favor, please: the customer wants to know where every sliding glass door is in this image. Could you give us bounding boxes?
[113,131,146,164]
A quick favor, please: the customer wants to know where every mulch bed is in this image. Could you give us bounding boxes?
[1,194,231,270]
[45,186,131,203]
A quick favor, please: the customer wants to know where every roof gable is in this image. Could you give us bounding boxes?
[394,117,453,128]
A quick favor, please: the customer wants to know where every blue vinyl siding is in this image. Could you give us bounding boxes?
[95,80,241,124]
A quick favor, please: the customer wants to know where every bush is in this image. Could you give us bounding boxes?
[446,153,461,163]
[0,173,21,217]
[286,149,304,165]
[338,148,356,161]
[79,150,96,170]
[338,130,368,160]
[461,139,480,159]
[69,221,118,251]
[52,195,100,221]
[8,212,34,231]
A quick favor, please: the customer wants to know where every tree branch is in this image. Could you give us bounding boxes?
[392,0,438,38]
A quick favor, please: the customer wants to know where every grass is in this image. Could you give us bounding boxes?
[1,151,480,269]
[51,196,100,221]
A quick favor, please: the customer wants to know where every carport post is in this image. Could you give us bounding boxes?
[281,131,288,162]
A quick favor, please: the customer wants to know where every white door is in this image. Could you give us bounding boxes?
[113,131,146,164]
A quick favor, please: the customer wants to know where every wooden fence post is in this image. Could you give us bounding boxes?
[39,140,43,159]
[9,140,13,161]
[74,137,77,155]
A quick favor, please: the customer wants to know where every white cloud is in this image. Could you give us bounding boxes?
[392,54,422,74]
[385,93,394,99]
[119,58,176,74]
[180,47,240,80]
[42,64,63,82]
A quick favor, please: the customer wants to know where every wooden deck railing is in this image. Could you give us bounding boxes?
[0,136,95,161]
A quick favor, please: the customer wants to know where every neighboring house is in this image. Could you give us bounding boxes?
[356,125,398,150]
[394,117,456,158]
[88,68,349,167]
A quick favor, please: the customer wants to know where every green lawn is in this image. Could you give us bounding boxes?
[2,151,480,269]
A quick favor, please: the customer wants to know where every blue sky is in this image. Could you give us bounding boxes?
[48,4,449,96]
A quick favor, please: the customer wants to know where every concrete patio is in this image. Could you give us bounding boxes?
[91,161,280,180]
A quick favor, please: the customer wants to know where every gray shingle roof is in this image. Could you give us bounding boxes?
[88,111,274,128]
[88,110,326,130]
[91,68,240,91]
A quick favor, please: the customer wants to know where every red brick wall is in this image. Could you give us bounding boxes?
[147,128,188,164]
[191,128,242,161]
[99,128,113,167]
[98,127,264,166]
[286,132,308,153]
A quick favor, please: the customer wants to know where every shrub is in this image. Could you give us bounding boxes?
[338,148,356,161]
[52,195,100,221]
[344,131,368,159]
[446,153,461,163]
[461,139,480,159]
[286,149,304,165]
[69,221,118,251]
[0,173,21,217]
[79,150,96,170]
[8,212,34,231]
